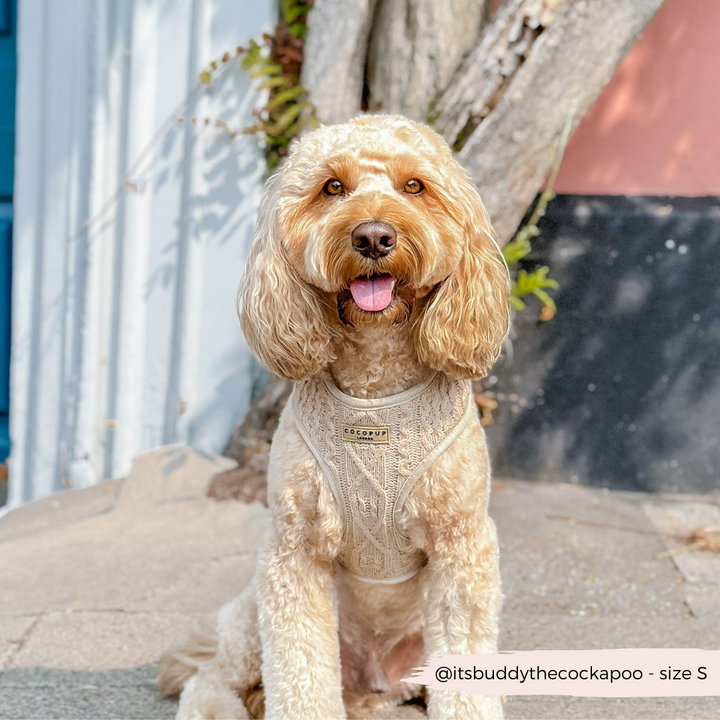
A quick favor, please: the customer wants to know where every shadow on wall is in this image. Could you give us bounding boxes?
[487,195,720,493]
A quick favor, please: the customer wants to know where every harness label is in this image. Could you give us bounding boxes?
[341,425,390,444]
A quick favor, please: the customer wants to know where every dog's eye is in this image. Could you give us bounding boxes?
[404,179,424,194]
[323,179,345,196]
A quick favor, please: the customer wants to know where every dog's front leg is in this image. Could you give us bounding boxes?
[423,511,504,720]
[256,530,345,720]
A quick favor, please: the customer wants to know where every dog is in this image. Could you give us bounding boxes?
[159,114,511,720]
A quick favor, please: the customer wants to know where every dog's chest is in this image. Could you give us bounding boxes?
[292,372,474,583]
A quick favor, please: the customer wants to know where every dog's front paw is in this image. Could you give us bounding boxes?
[176,665,249,720]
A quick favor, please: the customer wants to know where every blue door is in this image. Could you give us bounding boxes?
[0,0,15,464]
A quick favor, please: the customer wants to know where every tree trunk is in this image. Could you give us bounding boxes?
[439,0,666,243]
[218,0,667,501]
[365,0,492,120]
[301,0,381,125]
[302,0,666,243]
[302,0,492,125]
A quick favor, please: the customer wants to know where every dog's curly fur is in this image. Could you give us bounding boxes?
[159,115,511,719]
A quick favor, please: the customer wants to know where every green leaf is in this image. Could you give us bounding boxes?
[284,113,315,138]
[531,287,557,311]
[249,63,283,79]
[266,135,292,147]
[509,295,526,311]
[511,266,559,315]
[269,102,304,134]
[284,5,311,23]
[241,45,261,70]
[502,238,531,266]
[289,22,308,38]
[529,266,559,289]
[266,150,283,174]
[265,85,306,111]
[257,76,292,91]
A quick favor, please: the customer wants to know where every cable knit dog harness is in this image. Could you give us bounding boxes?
[292,371,476,584]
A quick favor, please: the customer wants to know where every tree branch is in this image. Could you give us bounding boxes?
[365,0,492,119]
[435,0,666,243]
[303,0,666,243]
[301,0,380,124]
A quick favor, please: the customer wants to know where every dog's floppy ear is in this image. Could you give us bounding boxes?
[415,173,510,379]
[239,174,335,381]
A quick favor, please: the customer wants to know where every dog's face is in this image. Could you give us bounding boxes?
[277,117,468,329]
[240,115,510,381]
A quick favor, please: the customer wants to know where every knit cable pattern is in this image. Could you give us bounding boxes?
[292,372,474,583]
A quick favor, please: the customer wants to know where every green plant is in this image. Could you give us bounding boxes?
[501,97,578,320]
[502,185,560,318]
[510,266,558,316]
[198,0,318,173]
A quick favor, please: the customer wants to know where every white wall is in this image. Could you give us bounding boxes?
[9,0,273,505]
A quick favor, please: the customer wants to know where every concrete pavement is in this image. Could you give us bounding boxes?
[1,445,719,719]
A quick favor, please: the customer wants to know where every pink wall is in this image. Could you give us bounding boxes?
[555,0,720,196]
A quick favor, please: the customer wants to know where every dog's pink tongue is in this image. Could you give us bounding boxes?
[350,276,396,312]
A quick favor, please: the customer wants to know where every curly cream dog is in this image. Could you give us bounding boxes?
[159,114,510,719]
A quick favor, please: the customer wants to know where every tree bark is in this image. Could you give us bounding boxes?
[301,0,380,125]
[302,0,491,125]
[432,0,563,145]
[439,0,667,243]
[365,0,491,120]
[303,0,667,243]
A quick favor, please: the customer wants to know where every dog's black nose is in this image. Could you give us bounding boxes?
[351,221,397,259]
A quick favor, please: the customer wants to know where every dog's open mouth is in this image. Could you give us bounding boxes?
[349,274,396,312]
